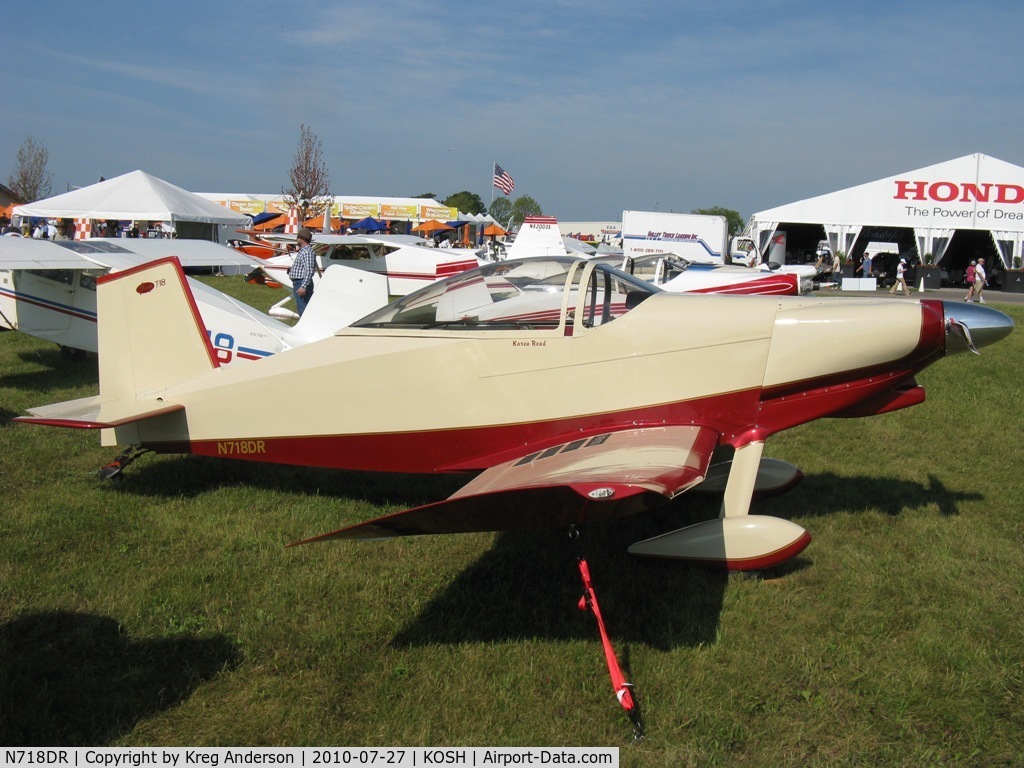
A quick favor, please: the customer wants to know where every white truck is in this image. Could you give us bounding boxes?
[621,210,780,266]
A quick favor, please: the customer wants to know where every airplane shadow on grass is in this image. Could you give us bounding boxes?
[107,457,981,524]
[761,471,980,520]
[390,502,739,654]
[0,611,240,746]
[107,458,981,657]
[110,454,472,508]
[389,470,980,654]
[0,350,99,392]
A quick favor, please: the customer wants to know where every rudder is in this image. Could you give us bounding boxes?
[98,257,218,400]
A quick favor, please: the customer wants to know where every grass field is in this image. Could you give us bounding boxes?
[1,280,1022,765]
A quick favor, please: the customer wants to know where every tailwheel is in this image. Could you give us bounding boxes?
[98,446,151,480]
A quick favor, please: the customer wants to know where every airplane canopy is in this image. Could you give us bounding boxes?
[749,153,1024,269]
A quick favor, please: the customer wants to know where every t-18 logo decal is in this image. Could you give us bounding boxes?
[206,330,273,365]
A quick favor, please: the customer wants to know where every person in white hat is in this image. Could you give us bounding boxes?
[889,257,911,296]
[973,258,987,303]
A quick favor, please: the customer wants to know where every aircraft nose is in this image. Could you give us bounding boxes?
[942,301,1015,354]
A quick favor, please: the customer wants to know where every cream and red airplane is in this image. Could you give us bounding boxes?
[14,254,1013,735]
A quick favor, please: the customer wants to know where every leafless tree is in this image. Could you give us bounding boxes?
[283,124,332,219]
[7,136,53,202]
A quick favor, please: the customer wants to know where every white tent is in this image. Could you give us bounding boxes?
[749,153,1024,270]
[15,170,249,242]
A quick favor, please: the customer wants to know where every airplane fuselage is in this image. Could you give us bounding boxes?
[108,289,943,474]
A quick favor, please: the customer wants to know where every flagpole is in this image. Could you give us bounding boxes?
[490,161,495,208]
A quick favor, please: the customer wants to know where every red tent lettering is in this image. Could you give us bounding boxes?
[894,180,1024,204]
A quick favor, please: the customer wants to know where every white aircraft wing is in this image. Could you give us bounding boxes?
[0,238,109,270]
[113,239,263,269]
[0,238,262,272]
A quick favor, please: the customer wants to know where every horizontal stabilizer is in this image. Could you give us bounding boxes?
[15,395,183,429]
[293,426,719,545]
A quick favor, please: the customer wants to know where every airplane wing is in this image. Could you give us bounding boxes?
[111,239,263,269]
[0,238,107,269]
[293,425,719,544]
[0,238,262,271]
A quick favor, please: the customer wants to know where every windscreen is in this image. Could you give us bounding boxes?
[352,258,657,330]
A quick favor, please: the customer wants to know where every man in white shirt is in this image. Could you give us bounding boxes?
[888,258,911,296]
[973,258,987,303]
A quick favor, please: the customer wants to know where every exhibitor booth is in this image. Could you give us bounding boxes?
[747,153,1024,291]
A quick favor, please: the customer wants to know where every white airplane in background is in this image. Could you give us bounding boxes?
[604,252,819,296]
[0,237,388,364]
[505,216,817,295]
[239,232,486,297]
[503,216,598,259]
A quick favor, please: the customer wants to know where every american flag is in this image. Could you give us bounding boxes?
[493,164,515,195]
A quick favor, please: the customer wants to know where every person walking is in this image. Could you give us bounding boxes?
[888,257,911,296]
[964,260,976,301]
[857,252,873,278]
[973,258,987,303]
[288,227,318,316]
[958,262,974,303]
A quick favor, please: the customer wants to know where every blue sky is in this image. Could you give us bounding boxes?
[3,1,1022,222]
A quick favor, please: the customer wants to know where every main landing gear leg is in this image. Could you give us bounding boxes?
[570,527,644,742]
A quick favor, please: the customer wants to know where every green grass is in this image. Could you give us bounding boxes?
[1,284,1023,765]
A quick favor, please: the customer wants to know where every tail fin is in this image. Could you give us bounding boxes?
[505,216,567,259]
[15,257,215,433]
[98,257,217,400]
[291,264,390,341]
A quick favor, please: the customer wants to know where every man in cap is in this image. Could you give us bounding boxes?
[288,227,318,316]
[973,258,987,303]
[888,257,911,296]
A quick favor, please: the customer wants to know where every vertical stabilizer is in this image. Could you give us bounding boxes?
[291,264,390,342]
[505,216,568,259]
[98,257,217,400]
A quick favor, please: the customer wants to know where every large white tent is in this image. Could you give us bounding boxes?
[15,170,249,242]
[749,153,1024,273]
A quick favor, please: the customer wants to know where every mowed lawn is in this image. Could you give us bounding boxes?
[1,281,1022,765]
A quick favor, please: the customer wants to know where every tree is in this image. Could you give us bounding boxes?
[511,195,543,227]
[488,196,513,227]
[283,124,331,219]
[444,190,486,215]
[691,206,745,236]
[7,136,52,202]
